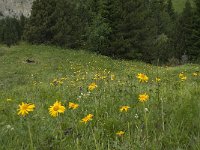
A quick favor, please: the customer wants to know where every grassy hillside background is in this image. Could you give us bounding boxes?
[0,43,199,149]
[173,0,194,12]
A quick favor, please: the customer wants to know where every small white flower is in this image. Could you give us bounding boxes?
[135,114,139,119]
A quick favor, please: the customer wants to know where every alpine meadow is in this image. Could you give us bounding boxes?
[0,0,200,150]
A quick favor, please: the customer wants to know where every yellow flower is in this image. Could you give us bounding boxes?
[111,74,115,80]
[116,131,125,136]
[80,114,94,124]
[88,83,97,91]
[138,93,149,102]
[137,73,149,82]
[179,73,187,81]
[156,77,161,82]
[69,102,79,110]
[49,101,66,117]
[193,72,198,76]
[18,102,35,117]
[120,106,130,112]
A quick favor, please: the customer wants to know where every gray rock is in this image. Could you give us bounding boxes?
[0,0,35,19]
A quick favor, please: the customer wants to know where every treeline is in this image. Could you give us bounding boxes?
[0,0,200,63]
[0,15,26,47]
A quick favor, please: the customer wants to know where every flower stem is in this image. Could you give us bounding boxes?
[143,103,148,142]
[27,121,34,150]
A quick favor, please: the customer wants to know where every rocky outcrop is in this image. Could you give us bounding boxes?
[0,0,35,19]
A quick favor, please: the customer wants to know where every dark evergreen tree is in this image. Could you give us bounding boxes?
[87,0,113,54]
[0,17,21,47]
[24,0,56,43]
[191,0,200,60]
[167,0,176,20]
[175,0,194,59]
[148,0,173,62]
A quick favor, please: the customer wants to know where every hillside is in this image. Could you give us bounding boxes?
[0,43,199,149]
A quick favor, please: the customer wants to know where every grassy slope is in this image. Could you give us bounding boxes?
[0,43,200,149]
[173,0,194,13]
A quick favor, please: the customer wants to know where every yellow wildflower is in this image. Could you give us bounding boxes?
[120,106,130,112]
[49,101,65,117]
[179,73,187,81]
[193,72,198,76]
[116,131,125,136]
[88,83,97,91]
[80,114,94,124]
[156,77,161,82]
[138,93,149,102]
[111,74,115,80]
[137,73,149,82]
[18,102,35,117]
[69,102,79,110]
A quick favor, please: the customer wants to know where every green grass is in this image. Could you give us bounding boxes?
[0,43,200,149]
[173,0,194,13]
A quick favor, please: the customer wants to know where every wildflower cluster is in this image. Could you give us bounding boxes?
[50,77,67,86]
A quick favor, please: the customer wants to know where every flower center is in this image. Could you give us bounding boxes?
[53,106,59,111]
[22,105,28,110]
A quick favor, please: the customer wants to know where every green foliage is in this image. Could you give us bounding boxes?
[191,0,200,60]
[0,17,21,47]
[24,0,57,43]
[22,0,199,63]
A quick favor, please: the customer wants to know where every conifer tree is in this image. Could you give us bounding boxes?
[24,0,56,43]
[175,0,194,58]
[191,0,200,60]
[167,0,176,20]
[0,17,21,47]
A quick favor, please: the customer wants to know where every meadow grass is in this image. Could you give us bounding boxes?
[0,43,199,150]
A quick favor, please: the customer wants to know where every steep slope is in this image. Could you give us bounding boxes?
[0,0,34,18]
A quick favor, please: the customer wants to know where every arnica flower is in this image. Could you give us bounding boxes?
[138,93,149,102]
[156,77,161,82]
[80,114,94,124]
[18,102,35,117]
[120,106,130,112]
[179,73,187,81]
[193,72,198,76]
[137,73,149,82]
[116,131,125,136]
[69,102,79,110]
[88,83,97,91]
[49,101,66,117]
[111,74,115,80]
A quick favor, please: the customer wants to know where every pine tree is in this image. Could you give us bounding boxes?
[0,17,21,47]
[87,0,113,54]
[175,0,194,59]
[166,0,176,20]
[191,0,200,60]
[24,0,56,43]
[148,0,173,62]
